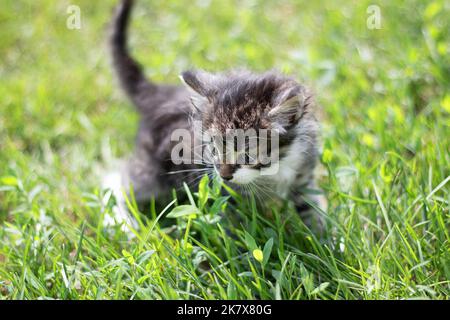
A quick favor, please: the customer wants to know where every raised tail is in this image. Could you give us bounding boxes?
[110,0,157,112]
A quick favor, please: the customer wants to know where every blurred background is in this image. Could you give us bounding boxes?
[0,0,449,299]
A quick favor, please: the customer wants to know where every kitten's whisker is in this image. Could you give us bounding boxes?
[182,169,213,190]
[251,181,275,202]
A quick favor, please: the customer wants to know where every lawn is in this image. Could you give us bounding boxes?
[0,0,449,299]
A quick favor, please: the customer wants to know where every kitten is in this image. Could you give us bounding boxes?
[106,0,326,229]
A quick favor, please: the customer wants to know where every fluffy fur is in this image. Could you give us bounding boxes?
[108,0,325,229]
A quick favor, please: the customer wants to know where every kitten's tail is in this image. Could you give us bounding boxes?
[110,0,157,112]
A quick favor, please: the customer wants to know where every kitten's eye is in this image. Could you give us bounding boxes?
[245,148,258,165]
[210,145,220,162]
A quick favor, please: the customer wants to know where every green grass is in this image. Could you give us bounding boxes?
[0,0,449,299]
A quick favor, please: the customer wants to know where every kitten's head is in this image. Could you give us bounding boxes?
[180,70,317,185]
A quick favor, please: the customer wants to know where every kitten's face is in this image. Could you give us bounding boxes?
[181,70,313,186]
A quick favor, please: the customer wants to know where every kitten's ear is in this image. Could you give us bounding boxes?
[268,86,311,130]
[180,70,216,112]
[179,70,215,97]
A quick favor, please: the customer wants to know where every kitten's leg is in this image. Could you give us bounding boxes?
[102,164,137,233]
[124,150,164,203]
[292,183,328,233]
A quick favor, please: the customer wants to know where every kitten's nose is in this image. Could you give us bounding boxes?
[219,164,234,181]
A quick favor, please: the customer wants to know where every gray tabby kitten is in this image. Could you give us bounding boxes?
[108,0,325,229]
